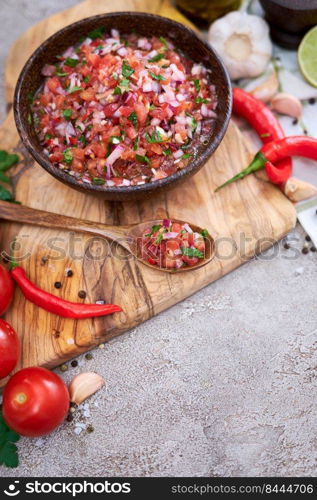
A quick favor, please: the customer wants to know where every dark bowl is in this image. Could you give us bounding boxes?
[260,0,317,49]
[14,12,231,201]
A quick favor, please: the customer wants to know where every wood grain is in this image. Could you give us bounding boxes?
[0,0,296,380]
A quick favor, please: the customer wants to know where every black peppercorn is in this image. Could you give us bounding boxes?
[66,413,74,422]
[305,235,311,242]
[86,424,94,433]
[283,243,290,250]
[302,247,309,254]
[71,360,78,367]
[85,353,93,360]
[54,281,62,289]
[67,269,73,277]
[292,118,298,125]
[78,290,87,299]
[311,246,316,252]
[308,98,316,105]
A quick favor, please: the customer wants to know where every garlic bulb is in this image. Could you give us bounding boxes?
[208,11,272,81]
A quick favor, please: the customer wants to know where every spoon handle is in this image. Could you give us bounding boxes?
[0,200,130,248]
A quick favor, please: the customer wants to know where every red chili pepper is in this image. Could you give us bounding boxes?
[232,88,292,183]
[216,136,317,191]
[11,266,122,319]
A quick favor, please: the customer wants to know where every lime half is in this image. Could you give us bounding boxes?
[298,26,317,87]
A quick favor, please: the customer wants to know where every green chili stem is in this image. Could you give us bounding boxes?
[215,152,266,192]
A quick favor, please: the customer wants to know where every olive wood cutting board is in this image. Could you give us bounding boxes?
[0,0,296,379]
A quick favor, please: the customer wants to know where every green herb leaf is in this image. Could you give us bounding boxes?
[192,79,201,92]
[56,70,68,77]
[155,232,164,245]
[159,36,168,48]
[149,71,166,81]
[122,60,135,78]
[68,86,82,94]
[113,86,122,95]
[120,78,130,88]
[83,75,91,83]
[92,177,106,185]
[78,135,86,144]
[133,136,139,151]
[0,186,14,201]
[27,92,34,104]
[0,408,20,468]
[63,149,73,164]
[195,97,208,104]
[88,27,105,40]
[128,111,138,128]
[144,224,161,237]
[182,153,192,159]
[0,152,19,172]
[163,148,172,156]
[181,246,204,258]
[64,57,79,68]
[136,154,150,164]
[0,172,10,183]
[148,53,165,63]
[62,109,72,120]
[27,113,32,125]
[145,130,163,144]
[200,229,209,239]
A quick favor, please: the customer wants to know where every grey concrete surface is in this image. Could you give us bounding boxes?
[0,0,316,478]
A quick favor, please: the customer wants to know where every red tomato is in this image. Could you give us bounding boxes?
[3,367,69,437]
[0,264,14,316]
[0,320,19,379]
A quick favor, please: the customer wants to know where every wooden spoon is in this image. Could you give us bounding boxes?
[0,200,214,273]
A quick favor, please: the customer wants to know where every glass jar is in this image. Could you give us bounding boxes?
[176,0,242,29]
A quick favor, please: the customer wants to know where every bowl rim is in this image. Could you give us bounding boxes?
[14,11,232,196]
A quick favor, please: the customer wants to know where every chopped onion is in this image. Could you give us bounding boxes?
[173,149,183,159]
[163,219,171,228]
[117,47,127,57]
[143,82,152,92]
[183,223,193,233]
[41,64,55,76]
[105,144,125,179]
[163,232,179,240]
[176,93,185,102]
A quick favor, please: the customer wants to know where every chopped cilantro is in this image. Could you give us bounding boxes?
[64,57,79,68]
[56,70,68,77]
[120,78,130,88]
[88,27,105,40]
[181,247,204,258]
[122,60,135,78]
[68,86,82,94]
[83,75,91,83]
[62,109,72,120]
[159,36,168,48]
[149,53,165,63]
[155,232,164,245]
[200,229,209,239]
[27,92,34,104]
[182,153,192,159]
[133,136,139,151]
[144,224,161,237]
[136,154,150,164]
[63,149,73,164]
[113,86,122,95]
[92,177,106,185]
[195,97,208,104]
[128,111,138,128]
[163,148,172,156]
[149,71,166,81]
[192,79,201,92]
[27,113,32,125]
[146,130,163,143]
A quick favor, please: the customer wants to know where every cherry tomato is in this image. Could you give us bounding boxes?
[0,264,14,316]
[0,320,20,379]
[3,367,69,437]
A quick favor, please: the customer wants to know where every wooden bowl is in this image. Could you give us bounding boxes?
[14,12,232,201]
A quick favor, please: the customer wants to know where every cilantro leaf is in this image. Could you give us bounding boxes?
[144,224,161,237]
[128,111,138,128]
[64,57,79,68]
[192,79,201,92]
[136,154,150,164]
[149,71,165,81]
[145,130,163,144]
[92,177,106,185]
[182,153,192,159]
[181,247,204,258]
[83,75,91,83]
[163,148,171,156]
[133,136,139,151]
[0,172,10,183]
[195,97,208,104]
[200,229,209,239]
[0,408,20,468]
[68,86,82,94]
[0,151,19,172]
[122,60,134,78]
[159,36,168,48]
[148,53,165,63]
[88,27,106,40]
[62,109,72,120]
[63,149,73,164]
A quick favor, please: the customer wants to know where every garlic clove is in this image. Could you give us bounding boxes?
[283,177,317,202]
[69,372,105,405]
[270,92,302,118]
[245,70,279,103]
